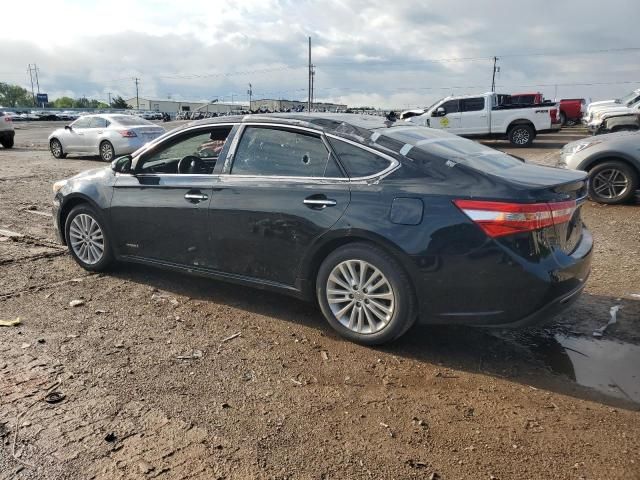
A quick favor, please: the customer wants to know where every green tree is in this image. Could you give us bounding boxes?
[110,96,129,109]
[0,82,33,107]
[52,96,74,108]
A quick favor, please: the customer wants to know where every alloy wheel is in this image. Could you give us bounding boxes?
[512,128,530,145]
[101,142,114,161]
[51,140,62,157]
[326,259,395,334]
[592,168,629,199]
[69,213,105,265]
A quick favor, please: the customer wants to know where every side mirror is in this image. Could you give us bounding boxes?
[432,107,446,117]
[64,125,72,130]
[111,155,132,174]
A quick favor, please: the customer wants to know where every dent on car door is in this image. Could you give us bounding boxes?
[109,126,235,266]
[207,125,351,286]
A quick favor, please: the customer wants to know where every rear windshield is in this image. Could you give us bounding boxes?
[110,115,155,126]
[379,127,523,174]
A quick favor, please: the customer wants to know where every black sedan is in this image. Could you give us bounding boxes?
[52,114,592,344]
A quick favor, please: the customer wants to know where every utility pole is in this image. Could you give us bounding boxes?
[310,64,315,110]
[247,83,252,111]
[134,77,140,109]
[108,92,112,106]
[34,65,40,94]
[27,64,36,106]
[491,56,499,92]
[307,36,312,112]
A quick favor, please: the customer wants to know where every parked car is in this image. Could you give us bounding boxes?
[399,109,425,120]
[584,88,640,121]
[594,113,640,135]
[586,100,640,133]
[48,114,165,161]
[0,111,15,148]
[408,92,561,146]
[52,113,592,345]
[558,99,586,125]
[560,131,639,204]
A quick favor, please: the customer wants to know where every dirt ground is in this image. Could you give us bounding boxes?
[1,122,639,480]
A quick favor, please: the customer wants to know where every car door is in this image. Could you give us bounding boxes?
[458,97,488,135]
[206,125,350,287]
[64,116,92,152]
[430,99,461,131]
[82,116,109,153]
[109,125,234,266]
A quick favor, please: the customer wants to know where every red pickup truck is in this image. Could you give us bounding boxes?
[509,92,585,125]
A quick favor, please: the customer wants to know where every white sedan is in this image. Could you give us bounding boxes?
[48,114,165,161]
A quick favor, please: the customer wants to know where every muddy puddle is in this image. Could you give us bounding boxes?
[505,331,640,404]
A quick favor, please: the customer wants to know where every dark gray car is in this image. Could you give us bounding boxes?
[560,131,640,204]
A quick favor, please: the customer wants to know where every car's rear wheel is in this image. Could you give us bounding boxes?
[99,141,115,162]
[508,124,535,147]
[588,160,639,204]
[316,243,417,345]
[50,138,66,158]
[65,205,113,271]
[1,137,14,148]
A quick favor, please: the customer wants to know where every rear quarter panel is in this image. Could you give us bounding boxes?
[491,108,552,133]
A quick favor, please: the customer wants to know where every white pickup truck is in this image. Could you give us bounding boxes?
[408,92,560,147]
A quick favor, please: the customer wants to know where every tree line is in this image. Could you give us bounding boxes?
[0,82,129,109]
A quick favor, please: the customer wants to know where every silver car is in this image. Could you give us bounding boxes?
[48,114,165,162]
[559,131,640,204]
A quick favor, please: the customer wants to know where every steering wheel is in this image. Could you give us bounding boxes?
[178,155,205,174]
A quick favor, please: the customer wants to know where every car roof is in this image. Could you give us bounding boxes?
[186,113,399,135]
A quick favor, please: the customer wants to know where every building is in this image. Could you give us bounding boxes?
[250,99,347,112]
[125,98,248,113]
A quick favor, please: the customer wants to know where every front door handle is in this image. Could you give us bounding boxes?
[304,196,337,209]
[184,192,209,202]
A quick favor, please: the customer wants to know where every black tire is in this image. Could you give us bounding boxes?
[99,141,115,162]
[1,137,14,148]
[559,112,567,126]
[64,204,113,271]
[508,124,535,147]
[50,138,66,158]
[316,242,417,345]
[588,160,639,205]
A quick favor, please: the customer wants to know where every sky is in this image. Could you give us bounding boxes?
[1,0,639,109]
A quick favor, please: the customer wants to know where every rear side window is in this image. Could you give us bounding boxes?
[460,97,485,112]
[231,127,341,178]
[89,117,109,128]
[328,138,391,178]
[112,115,155,126]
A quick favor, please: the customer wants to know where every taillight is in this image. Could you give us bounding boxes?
[4,116,11,122]
[119,130,137,137]
[453,199,576,238]
[550,108,558,123]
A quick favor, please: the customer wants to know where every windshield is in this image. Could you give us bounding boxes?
[111,115,155,126]
[618,90,640,105]
[379,127,523,174]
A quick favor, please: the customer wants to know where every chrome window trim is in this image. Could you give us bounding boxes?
[129,121,401,183]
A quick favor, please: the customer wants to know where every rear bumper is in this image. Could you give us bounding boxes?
[416,227,593,328]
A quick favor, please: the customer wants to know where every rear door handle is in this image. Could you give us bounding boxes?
[304,196,337,209]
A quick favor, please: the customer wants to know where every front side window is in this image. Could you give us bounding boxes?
[440,100,460,114]
[231,127,341,178]
[137,127,231,174]
[460,97,485,112]
[328,138,391,178]
[71,117,91,128]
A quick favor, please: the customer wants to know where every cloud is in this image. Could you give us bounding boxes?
[1,0,639,108]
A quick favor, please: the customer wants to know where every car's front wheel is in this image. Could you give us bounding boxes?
[99,141,115,162]
[588,160,639,204]
[316,242,417,345]
[64,205,113,271]
[50,139,66,158]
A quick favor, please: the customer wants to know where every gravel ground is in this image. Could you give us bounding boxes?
[0,122,639,480]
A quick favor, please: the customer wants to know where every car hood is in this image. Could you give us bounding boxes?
[68,166,112,182]
[564,130,640,150]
